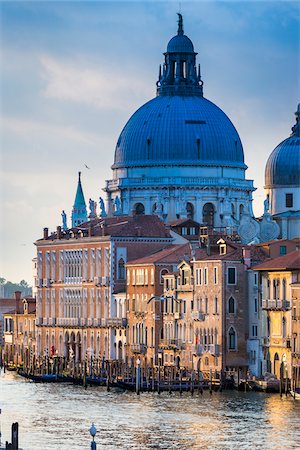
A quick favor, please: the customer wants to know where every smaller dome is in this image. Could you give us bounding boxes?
[265,105,300,188]
[167,34,194,53]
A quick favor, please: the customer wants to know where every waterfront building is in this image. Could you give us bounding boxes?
[34,215,173,362]
[104,15,257,240]
[0,296,16,353]
[3,292,36,367]
[159,239,267,375]
[254,250,300,380]
[291,279,300,387]
[264,104,300,239]
[126,243,191,366]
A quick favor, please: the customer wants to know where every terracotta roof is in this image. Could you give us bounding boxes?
[167,218,200,227]
[126,243,191,265]
[253,249,300,271]
[255,238,300,247]
[40,215,171,241]
[194,244,267,264]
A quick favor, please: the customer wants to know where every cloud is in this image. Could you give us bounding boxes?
[2,115,102,147]
[40,55,152,112]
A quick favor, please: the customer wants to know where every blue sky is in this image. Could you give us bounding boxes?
[0,1,299,283]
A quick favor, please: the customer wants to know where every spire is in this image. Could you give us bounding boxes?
[177,13,184,35]
[291,103,300,137]
[156,14,203,97]
[71,171,87,227]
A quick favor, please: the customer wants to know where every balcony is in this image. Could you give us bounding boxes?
[105,318,127,328]
[160,339,185,350]
[262,299,291,310]
[192,312,205,321]
[174,312,182,320]
[35,317,43,326]
[56,318,81,327]
[209,344,220,356]
[192,344,204,356]
[131,344,147,354]
[176,283,193,292]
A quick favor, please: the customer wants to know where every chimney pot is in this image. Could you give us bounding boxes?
[43,227,49,239]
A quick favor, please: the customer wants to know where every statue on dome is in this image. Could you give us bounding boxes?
[99,197,107,217]
[61,210,67,230]
[114,196,122,215]
[264,195,270,215]
[154,194,164,217]
[89,198,97,219]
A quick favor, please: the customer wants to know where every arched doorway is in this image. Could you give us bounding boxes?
[175,355,180,369]
[118,341,123,361]
[186,202,194,219]
[274,353,280,379]
[202,203,214,227]
[134,203,145,215]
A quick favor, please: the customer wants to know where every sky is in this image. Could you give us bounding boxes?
[0,0,299,284]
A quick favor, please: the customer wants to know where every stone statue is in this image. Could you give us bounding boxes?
[61,210,67,230]
[99,197,107,217]
[264,195,270,214]
[154,193,164,217]
[114,196,122,215]
[88,198,97,219]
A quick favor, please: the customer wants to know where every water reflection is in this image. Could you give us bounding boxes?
[0,372,299,450]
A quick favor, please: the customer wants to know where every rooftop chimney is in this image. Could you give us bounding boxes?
[43,227,49,239]
[242,247,251,268]
[57,226,62,239]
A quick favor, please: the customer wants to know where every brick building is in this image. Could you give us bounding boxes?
[125,243,191,366]
[34,215,173,362]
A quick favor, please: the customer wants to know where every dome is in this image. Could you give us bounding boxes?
[167,34,194,53]
[265,105,300,188]
[113,95,245,169]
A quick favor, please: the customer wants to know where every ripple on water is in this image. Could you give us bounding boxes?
[1,373,300,450]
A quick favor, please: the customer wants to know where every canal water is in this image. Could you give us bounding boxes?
[0,371,300,450]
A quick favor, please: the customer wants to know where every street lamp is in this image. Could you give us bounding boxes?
[89,423,97,450]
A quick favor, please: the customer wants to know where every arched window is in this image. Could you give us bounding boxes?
[282,278,286,299]
[204,356,209,366]
[282,317,287,338]
[160,268,169,284]
[228,327,236,350]
[186,202,194,219]
[118,258,125,280]
[239,204,244,217]
[228,296,235,314]
[134,203,145,215]
[202,203,214,227]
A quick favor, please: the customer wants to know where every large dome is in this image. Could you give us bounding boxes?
[265,104,300,188]
[113,95,245,169]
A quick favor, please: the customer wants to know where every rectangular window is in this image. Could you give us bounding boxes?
[227,267,236,285]
[254,273,258,285]
[213,267,218,285]
[252,325,258,337]
[191,300,194,311]
[204,267,208,285]
[285,193,293,208]
[254,298,258,314]
[280,245,287,255]
[196,268,202,285]
[214,297,218,314]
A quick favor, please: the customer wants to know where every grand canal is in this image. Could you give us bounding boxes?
[0,371,300,450]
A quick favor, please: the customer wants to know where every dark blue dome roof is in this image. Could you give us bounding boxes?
[167,34,194,53]
[265,105,300,187]
[265,136,300,187]
[113,95,245,169]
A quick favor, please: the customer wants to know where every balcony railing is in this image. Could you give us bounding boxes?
[105,318,127,328]
[262,299,291,310]
[192,344,204,356]
[131,344,147,354]
[160,339,185,350]
[192,312,205,321]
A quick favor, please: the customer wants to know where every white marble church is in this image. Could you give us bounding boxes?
[103,15,256,234]
[68,15,299,243]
